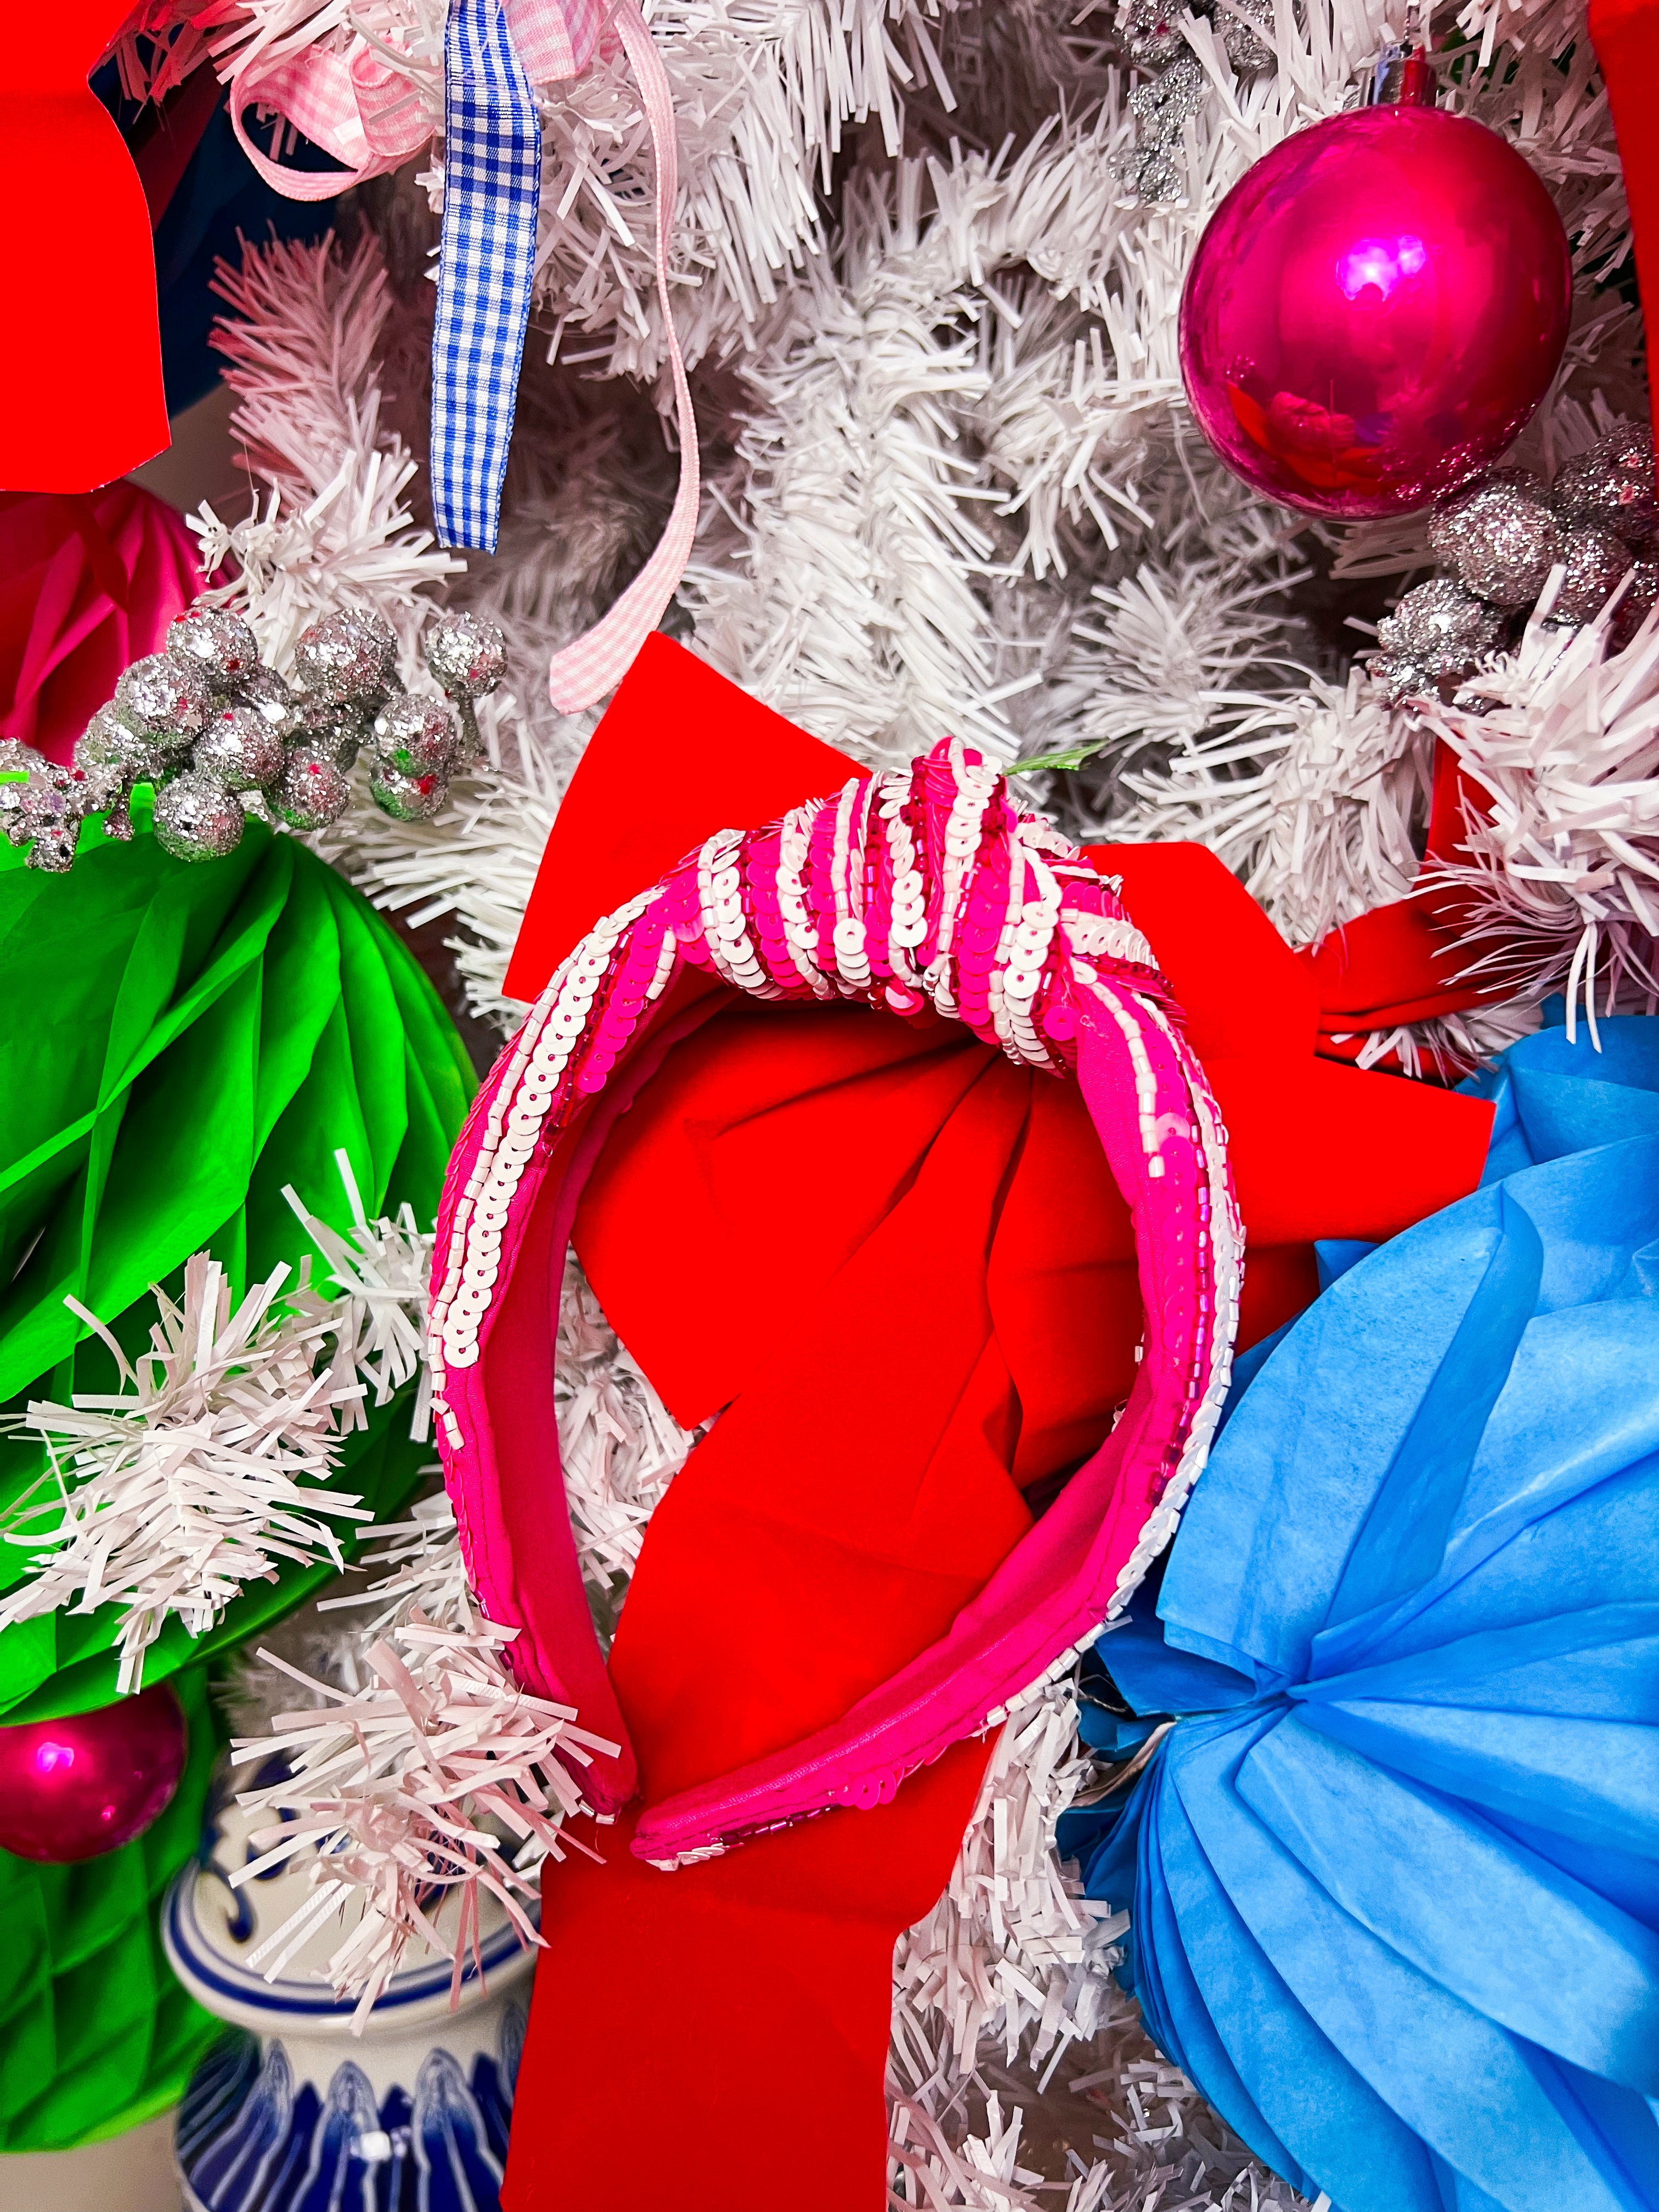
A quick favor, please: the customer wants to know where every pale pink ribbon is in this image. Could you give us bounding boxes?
[226,0,698,711]
[225,0,608,196]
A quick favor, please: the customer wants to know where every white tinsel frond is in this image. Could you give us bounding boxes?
[1460,49,1629,278]
[888,2084,1071,2212]
[1329,996,1545,1081]
[228,1601,617,2026]
[206,0,414,85]
[968,270,1188,587]
[888,2000,1314,2209]
[1,1256,371,1694]
[0,1155,444,1694]
[284,1149,436,1439]
[686,153,1024,765]
[1457,0,1585,72]
[893,1678,1125,2085]
[312,730,569,1028]
[234,1485,616,2023]
[1421,597,1659,1030]
[103,3,217,102]
[1031,541,1311,775]
[532,3,822,380]
[1103,667,1432,947]
[190,235,460,671]
[319,1485,472,1635]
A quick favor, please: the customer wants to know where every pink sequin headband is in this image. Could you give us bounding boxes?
[430,741,1242,1865]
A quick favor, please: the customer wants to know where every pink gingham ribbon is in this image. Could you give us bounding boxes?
[225,0,608,198]
[543,2,698,712]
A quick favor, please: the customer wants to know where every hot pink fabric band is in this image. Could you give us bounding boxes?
[430,740,1242,1864]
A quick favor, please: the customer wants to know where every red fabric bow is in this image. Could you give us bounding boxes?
[498,639,1492,2211]
[1592,0,1659,460]
[1296,744,1511,1072]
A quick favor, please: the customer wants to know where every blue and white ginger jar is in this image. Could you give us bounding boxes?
[163,1761,536,2212]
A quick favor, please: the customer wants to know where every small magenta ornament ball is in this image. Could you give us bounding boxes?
[1179,106,1571,517]
[0,1683,187,1862]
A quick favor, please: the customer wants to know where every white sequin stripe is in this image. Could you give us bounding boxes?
[642,1843,728,1870]
[830,775,872,992]
[881,775,927,990]
[449,893,681,1380]
[1017,814,1086,867]
[440,1003,591,1369]
[1103,994,1242,1622]
[696,829,769,998]
[980,1621,1114,1730]
[1001,848,1062,1071]
[434,892,655,1375]
[1059,909,1159,973]
[985,832,1026,1059]
[439,955,602,1371]
[925,742,998,1019]
[642,919,678,1001]
[428,939,586,1413]
[1079,972,1174,1178]
[776,799,832,998]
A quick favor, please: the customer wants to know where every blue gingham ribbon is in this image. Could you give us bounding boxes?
[431,0,543,552]
[426,0,701,704]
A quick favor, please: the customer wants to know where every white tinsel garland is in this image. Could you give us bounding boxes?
[50,0,1659,2197]
[888,1978,1315,2208]
[0,1156,437,1693]
[194,10,1645,1045]
[1101,666,1431,943]
[190,236,461,673]
[1422,593,1659,1030]
[893,1679,1127,2082]
[1,1257,368,1695]
[282,1155,436,1437]
[218,1247,691,2018]
[227,1492,618,2029]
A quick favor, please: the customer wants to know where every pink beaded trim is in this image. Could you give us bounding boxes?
[430,740,1242,1865]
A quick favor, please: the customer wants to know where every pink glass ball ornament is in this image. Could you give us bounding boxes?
[1178,105,1572,518]
[0,1683,188,1863]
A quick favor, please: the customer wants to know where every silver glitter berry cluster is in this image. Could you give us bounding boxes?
[1115,0,1273,201]
[1372,427,1659,704]
[0,606,507,871]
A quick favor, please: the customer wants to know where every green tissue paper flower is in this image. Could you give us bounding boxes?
[0,803,476,2148]
[0,1664,221,2152]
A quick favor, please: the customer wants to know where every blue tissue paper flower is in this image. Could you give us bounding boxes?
[1062,1019,1659,2212]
